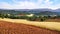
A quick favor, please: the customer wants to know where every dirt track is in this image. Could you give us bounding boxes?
[0,21,60,34]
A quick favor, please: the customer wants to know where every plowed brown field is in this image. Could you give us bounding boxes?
[0,21,60,34]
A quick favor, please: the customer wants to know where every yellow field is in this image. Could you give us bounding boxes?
[0,18,60,31]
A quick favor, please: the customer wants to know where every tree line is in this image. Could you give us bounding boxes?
[0,13,60,22]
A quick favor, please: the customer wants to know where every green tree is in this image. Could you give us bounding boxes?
[27,15,37,21]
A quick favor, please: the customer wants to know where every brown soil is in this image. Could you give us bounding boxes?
[0,21,60,34]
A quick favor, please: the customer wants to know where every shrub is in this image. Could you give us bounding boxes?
[19,16,28,19]
[40,18,45,21]
[38,16,46,21]
[27,15,37,21]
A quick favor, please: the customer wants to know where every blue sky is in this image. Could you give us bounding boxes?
[0,0,60,9]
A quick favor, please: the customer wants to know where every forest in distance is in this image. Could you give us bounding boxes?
[0,9,60,22]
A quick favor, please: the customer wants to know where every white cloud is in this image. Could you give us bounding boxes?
[12,1,40,9]
[0,0,40,9]
[44,0,53,5]
[0,2,13,9]
[0,0,60,9]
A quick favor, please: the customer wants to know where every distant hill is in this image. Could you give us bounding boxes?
[0,8,60,15]
[35,11,60,15]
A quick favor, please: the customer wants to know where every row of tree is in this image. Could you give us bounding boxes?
[0,14,60,21]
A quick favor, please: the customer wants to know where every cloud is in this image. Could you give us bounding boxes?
[0,0,60,9]
[44,0,53,5]
[0,0,40,9]
[12,1,40,9]
[0,2,12,9]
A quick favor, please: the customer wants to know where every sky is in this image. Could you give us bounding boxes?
[0,0,60,9]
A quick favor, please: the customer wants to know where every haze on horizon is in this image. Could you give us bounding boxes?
[0,0,60,10]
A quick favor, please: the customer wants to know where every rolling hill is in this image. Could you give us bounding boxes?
[0,8,60,15]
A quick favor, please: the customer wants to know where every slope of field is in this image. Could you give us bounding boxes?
[45,18,60,22]
[0,21,60,34]
[0,18,60,31]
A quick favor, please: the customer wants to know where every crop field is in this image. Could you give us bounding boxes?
[0,20,60,34]
[0,18,60,31]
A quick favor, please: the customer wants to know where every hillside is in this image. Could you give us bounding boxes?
[0,18,60,31]
[0,21,60,34]
[35,11,59,15]
[0,9,60,15]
